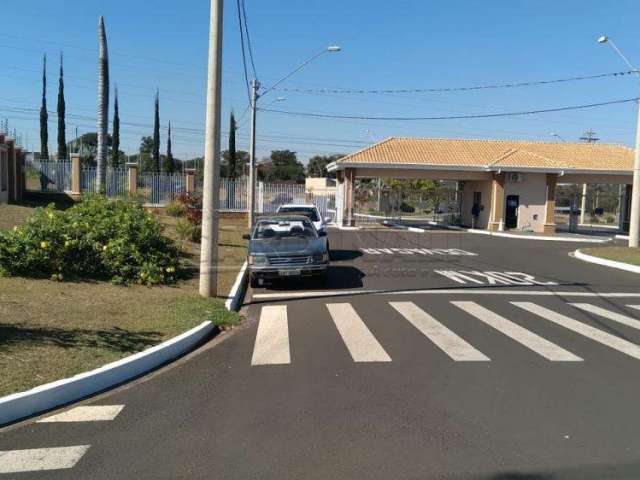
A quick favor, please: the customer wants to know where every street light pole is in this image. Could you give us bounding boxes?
[199,0,224,298]
[598,36,640,248]
[248,79,259,228]
[246,46,342,229]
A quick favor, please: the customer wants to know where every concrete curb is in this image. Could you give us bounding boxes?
[0,321,215,427]
[225,261,248,311]
[466,229,612,243]
[616,234,630,240]
[573,249,640,275]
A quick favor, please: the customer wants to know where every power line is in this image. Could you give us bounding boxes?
[260,98,639,121]
[277,71,636,95]
[240,0,258,80]
[236,0,252,102]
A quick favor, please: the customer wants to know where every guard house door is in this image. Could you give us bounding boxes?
[505,195,519,229]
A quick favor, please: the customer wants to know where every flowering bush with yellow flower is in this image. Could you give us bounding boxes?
[0,196,181,285]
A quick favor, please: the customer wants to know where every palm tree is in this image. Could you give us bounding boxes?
[96,16,110,192]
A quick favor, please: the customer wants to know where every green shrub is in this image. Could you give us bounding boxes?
[605,215,616,224]
[165,201,187,218]
[175,218,202,243]
[0,196,181,285]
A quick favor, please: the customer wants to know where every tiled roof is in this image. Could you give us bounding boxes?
[334,138,634,172]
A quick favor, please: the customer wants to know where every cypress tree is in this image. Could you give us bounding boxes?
[164,122,175,174]
[229,111,237,178]
[57,53,66,161]
[40,55,49,160]
[112,87,120,168]
[152,91,160,172]
[96,16,110,192]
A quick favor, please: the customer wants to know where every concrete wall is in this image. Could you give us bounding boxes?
[504,172,547,232]
[461,180,492,228]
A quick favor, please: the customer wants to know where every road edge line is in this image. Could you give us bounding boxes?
[0,321,215,427]
[225,261,248,311]
[572,249,640,275]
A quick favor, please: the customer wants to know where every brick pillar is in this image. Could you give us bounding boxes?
[6,139,15,201]
[70,154,81,195]
[487,173,505,232]
[185,168,196,194]
[126,163,138,197]
[542,173,558,234]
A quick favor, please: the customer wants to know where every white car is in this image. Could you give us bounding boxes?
[276,204,331,233]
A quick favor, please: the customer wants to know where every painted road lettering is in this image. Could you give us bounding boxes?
[435,270,558,286]
[361,248,477,256]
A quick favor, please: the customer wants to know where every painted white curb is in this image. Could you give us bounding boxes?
[466,229,612,243]
[225,261,248,311]
[573,249,640,275]
[0,321,215,426]
[616,234,630,240]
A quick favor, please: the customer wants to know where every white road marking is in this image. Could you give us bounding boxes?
[38,405,125,423]
[513,302,640,361]
[627,305,640,312]
[453,301,582,361]
[252,289,640,301]
[251,306,291,365]
[326,303,391,362]
[390,302,490,361]
[0,446,90,473]
[570,304,640,331]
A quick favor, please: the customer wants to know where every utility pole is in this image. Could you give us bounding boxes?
[199,0,224,298]
[580,129,599,143]
[248,79,260,228]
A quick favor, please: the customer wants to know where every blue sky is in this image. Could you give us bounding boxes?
[1,0,638,162]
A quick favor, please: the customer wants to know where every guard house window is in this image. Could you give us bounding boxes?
[0,152,7,192]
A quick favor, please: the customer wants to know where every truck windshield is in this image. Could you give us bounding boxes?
[254,220,317,240]
[278,207,320,222]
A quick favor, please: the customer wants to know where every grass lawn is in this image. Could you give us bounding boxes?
[0,200,248,397]
[581,247,640,267]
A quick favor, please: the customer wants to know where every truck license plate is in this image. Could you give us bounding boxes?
[279,269,301,277]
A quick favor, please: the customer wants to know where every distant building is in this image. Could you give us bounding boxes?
[0,133,25,204]
[305,177,336,195]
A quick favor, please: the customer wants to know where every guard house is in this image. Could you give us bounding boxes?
[327,138,634,234]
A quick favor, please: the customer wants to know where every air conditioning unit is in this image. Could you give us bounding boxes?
[507,173,524,183]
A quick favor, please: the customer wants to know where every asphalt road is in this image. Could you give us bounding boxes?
[2,229,640,479]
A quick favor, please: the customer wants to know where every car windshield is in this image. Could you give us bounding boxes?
[253,219,317,240]
[278,207,320,222]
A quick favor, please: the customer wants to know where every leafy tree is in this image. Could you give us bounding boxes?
[261,150,305,183]
[139,136,155,172]
[57,53,67,161]
[66,132,113,166]
[111,87,121,168]
[163,122,175,174]
[221,149,248,178]
[40,55,49,160]
[307,154,342,178]
[152,91,160,172]
[228,111,237,178]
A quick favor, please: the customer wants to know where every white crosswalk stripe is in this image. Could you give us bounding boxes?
[38,405,125,423]
[513,302,640,360]
[252,306,291,365]
[627,305,640,312]
[570,304,640,331]
[327,303,391,362]
[453,301,582,361]
[0,446,90,474]
[390,302,490,361]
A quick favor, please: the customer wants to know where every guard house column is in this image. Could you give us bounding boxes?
[344,168,356,227]
[622,184,632,233]
[335,170,345,226]
[543,173,558,234]
[487,173,505,232]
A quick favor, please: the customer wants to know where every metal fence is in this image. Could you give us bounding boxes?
[25,160,71,193]
[23,160,336,214]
